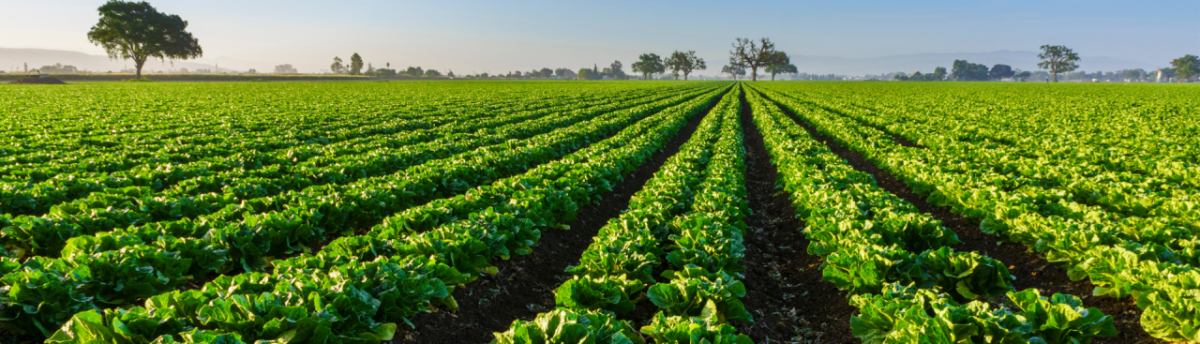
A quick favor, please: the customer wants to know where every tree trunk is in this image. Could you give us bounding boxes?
[751,66,758,81]
[771,73,776,81]
[135,58,146,79]
[1052,70,1058,82]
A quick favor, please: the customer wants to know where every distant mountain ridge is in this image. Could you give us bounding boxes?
[0,48,263,74]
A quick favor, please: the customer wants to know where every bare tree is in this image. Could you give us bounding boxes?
[730,37,778,81]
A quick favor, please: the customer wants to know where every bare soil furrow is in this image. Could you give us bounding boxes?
[392,90,723,344]
[734,87,859,344]
[753,88,1161,344]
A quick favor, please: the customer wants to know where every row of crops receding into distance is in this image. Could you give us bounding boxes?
[0,80,1198,344]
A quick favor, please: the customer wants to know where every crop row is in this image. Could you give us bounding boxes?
[793,84,1200,186]
[752,84,1199,342]
[29,85,730,342]
[743,85,1118,343]
[0,86,705,257]
[0,85,721,336]
[1,94,501,170]
[496,86,752,343]
[793,93,1200,261]
[0,84,658,175]
[0,85,564,173]
[764,83,1200,341]
[0,86,695,217]
[793,85,1200,207]
[0,82,653,149]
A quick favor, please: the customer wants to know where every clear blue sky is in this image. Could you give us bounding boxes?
[2,0,1196,74]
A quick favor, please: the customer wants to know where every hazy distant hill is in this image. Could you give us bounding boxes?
[0,48,264,74]
[787,50,1159,75]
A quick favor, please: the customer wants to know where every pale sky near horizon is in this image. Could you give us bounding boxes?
[2,0,1197,74]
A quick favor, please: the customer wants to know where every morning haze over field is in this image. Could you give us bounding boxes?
[1,1,1198,344]
[2,0,1197,77]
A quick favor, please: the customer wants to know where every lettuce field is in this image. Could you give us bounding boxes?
[0,81,1197,344]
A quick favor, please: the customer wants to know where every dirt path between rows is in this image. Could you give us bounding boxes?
[753,88,1162,344]
[392,90,725,343]
[732,86,859,344]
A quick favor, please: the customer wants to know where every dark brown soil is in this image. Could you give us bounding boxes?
[752,88,1164,344]
[0,327,34,344]
[391,90,724,343]
[9,76,66,84]
[888,133,924,149]
[733,87,859,344]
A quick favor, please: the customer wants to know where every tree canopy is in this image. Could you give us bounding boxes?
[763,51,796,80]
[555,68,576,79]
[331,57,346,74]
[721,63,746,80]
[931,67,947,81]
[274,64,297,74]
[730,38,778,81]
[405,66,424,77]
[989,64,1015,80]
[609,61,627,80]
[1037,45,1080,82]
[631,53,664,80]
[349,53,364,75]
[951,60,990,81]
[577,68,594,80]
[87,0,202,79]
[664,52,685,80]
[895,67,947,82]
[1171,54,1199,82]
[664,51,706,81]
[1014,70,1033,82]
